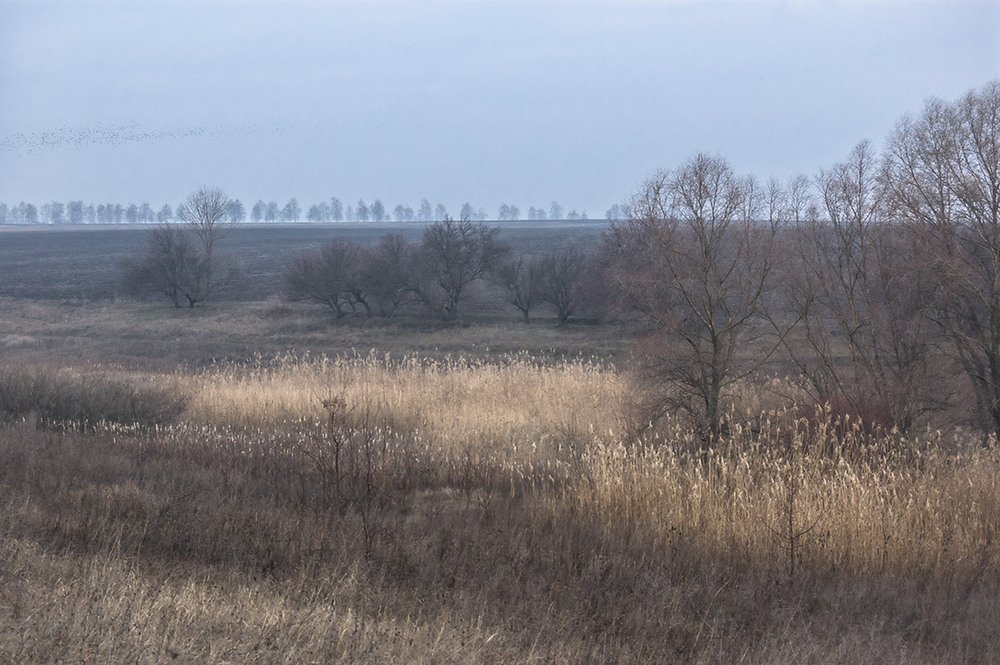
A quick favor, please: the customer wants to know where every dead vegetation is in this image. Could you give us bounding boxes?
[0,348,998,663]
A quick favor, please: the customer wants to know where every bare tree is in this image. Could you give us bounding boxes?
[608,154,780,439]
[280,198,301,221]
[538,245,588,324]
[494,254,543,323]
[418,199,433,222]
[175,187,237,304]
[786,173,815,224]
[123,187,237,307]
[782,141,933,431]
[884,80,1000,437]
[284,239,372,318]
[418,216,509,321]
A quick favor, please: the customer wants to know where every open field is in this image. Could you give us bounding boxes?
[0,221,607,301]
[0,298,630,369]
[1,295,999,663]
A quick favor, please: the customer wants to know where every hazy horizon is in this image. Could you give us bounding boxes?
[2,0,998,217]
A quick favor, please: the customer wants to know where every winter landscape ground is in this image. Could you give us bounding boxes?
[0,222,998,663]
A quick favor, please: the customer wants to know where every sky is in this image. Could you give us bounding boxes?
[1,0,998,218]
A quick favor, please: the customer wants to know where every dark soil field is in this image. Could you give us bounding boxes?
[0,220,608,301]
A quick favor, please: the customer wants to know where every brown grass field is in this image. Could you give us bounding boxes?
[1,288,999,662]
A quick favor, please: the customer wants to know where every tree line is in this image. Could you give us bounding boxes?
[0,197,593,225]
[606,80,1000,441]
[0,200,243,226]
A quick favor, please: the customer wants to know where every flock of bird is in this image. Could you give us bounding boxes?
[0,121,290,156]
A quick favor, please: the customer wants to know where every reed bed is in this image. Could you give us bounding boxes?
[1,353,998,662]
[565,432,1000,581]
[182,351,627,462]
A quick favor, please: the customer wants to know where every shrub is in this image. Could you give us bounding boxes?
[0,365,186,430]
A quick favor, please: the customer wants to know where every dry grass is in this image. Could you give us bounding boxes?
[183,352,623,460]
[1,345,999,662]
[0,297,631,369]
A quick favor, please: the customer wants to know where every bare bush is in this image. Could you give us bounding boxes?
[120,224,200,308]
[0,365,186,429]
[284,239,372,318]
[417,216,510,321]
[363,233,421,318]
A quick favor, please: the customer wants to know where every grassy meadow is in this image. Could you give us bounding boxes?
[0,222,998,662]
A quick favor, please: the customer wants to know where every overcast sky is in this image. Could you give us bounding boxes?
[1,0,998,218]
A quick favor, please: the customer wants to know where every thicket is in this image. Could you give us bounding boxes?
[0,365,186,430]
[281,216,600,324]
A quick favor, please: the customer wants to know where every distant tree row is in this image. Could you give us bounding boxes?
[0,197,592,225]
[244,198,591,223]
[0,199,245,226]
